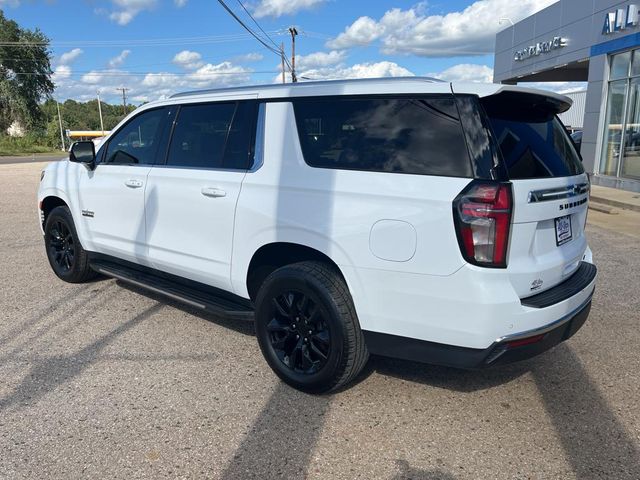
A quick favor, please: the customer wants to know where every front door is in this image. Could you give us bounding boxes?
[77,107,172,263]
[145,100,257,291]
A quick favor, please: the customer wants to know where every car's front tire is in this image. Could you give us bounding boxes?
[44,206,97,283]
[255,261,369,393]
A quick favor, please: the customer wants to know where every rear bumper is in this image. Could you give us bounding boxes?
[363,294,593,369]
[520,261,597,308]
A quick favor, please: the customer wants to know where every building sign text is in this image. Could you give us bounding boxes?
[514,37,567,62]
[603,4,639,34]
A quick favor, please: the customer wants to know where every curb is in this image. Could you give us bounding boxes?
[589,202,617,215]
[589,195,640,213]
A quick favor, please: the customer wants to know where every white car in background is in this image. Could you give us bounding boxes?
[37,78,596,393]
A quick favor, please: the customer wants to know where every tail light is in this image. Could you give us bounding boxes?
[453,181,513,268]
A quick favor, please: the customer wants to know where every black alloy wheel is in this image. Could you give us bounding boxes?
[255,261,369,393]
[44,206,97,283]
[267,290,331,375]
[48,219,75,273]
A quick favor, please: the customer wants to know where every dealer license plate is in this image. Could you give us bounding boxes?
[555,215,572,246]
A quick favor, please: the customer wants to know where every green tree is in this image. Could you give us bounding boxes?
[0,9,54,132]
[45,118,62,149]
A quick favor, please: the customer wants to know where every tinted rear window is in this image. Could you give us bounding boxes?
[482,94,584,179]
[292,96,472,177]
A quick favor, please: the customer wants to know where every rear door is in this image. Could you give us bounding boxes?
[479,91,589,298]
[144,99,257,291]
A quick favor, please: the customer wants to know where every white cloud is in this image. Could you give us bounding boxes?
[81,71,108,85]
[234,52,264,63]
[58,48,83,65]
[107,50,131,68]
[188,62,251,83]
[174,0,187,6]
[295,50,346,70]
[273,49,412,82]
[253,0,325,18]
[327,17,380,49]
[132,94,151,103]
[52,65,72,84]
[172,50,204,70]
[429,64,494,83]
[0,0,21,7]
[53,49,255,104]
[328,0,557,56]
[141,61,252,98]
[107,0,157,25]
[295,60,413,82]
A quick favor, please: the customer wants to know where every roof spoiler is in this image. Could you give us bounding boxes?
[451,83,572,114]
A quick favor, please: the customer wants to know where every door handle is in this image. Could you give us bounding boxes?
[201,187,226,198]
[124,179,143,188]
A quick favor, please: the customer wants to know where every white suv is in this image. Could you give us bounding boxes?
[37,78,597,393]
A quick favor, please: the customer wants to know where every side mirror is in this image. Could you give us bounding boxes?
[69,141,96,170]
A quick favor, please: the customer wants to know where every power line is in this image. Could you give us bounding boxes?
[297,30,331,40]
[215,0,293,73]
[0,32,282,48]
[235,0,280,50]
[215,0,280,55]
[11,70,278,76]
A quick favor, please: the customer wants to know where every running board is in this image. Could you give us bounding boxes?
[90,260,254,320]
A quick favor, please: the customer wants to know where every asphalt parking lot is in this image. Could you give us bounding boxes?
[1,161,639,479]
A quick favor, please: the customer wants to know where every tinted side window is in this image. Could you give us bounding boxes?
[104,108,166,165]
[167,101,256,170]
[223,101,257,169]
[454,95,506,180]
[292,96,472,177]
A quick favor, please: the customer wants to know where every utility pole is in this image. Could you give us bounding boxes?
[56,101,65,151]
[288,27,298,83]
[117,87,129,116]
[96,90,105,136]
[280,42,286,84]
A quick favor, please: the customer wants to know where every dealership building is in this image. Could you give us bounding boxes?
[494,0,640,192]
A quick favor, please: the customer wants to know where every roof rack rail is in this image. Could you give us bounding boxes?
[170,76,444,99]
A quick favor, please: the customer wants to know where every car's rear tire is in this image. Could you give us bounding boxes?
[44,206,97,283]
[255,261,369,393]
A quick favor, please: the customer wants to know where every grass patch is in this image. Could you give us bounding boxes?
[0,134,63,156]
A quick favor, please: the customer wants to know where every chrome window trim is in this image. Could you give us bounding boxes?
[527,182,590,203]
[149,165,247,173]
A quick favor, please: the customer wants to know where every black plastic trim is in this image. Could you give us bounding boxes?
[363,330,488,369]
[363,299,592,369]
[521,261,597,308]
[88,253,254,318]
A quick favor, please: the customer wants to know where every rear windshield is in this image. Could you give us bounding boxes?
[481,93,584,179]
[292,95,473,177]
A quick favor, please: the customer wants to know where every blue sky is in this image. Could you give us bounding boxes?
[1,0,568,103]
